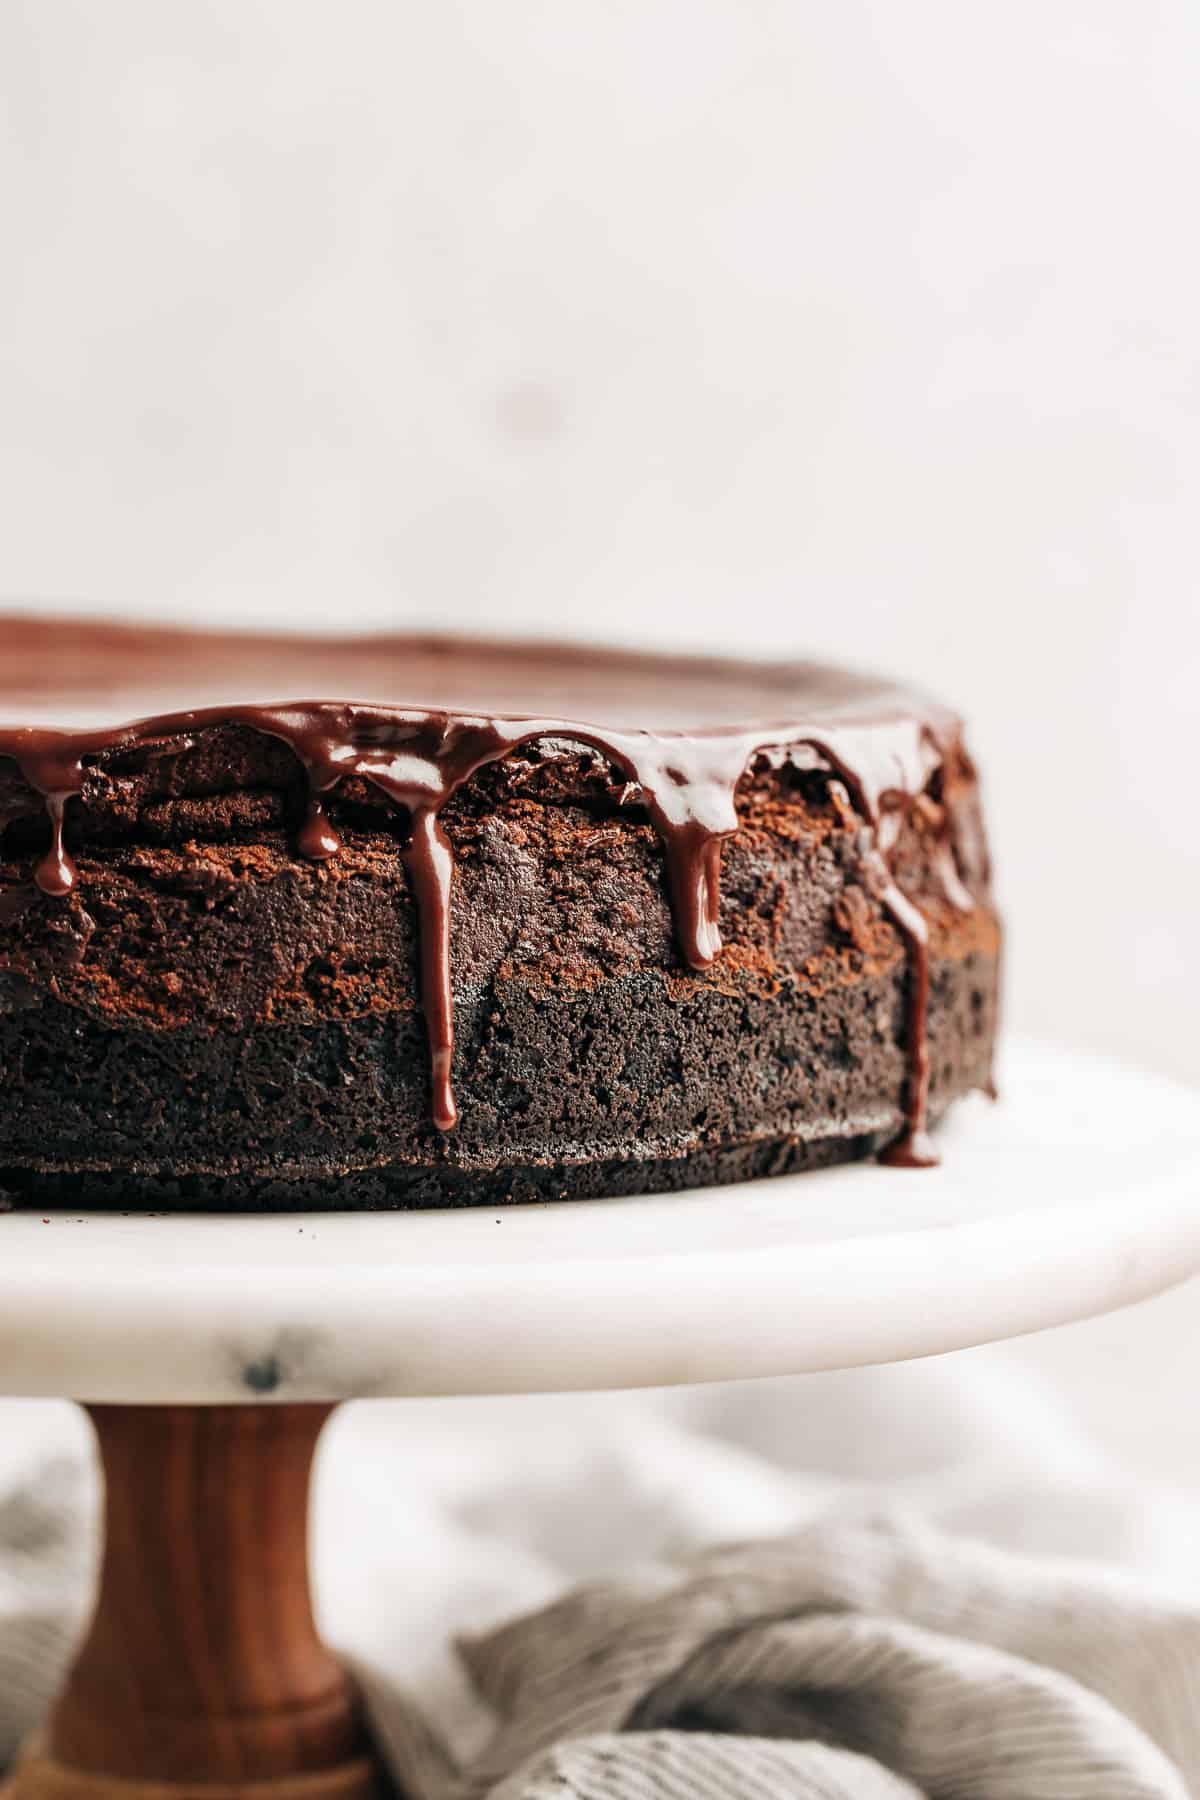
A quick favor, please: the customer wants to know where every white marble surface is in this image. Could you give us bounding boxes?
[1,1041,1198,1404]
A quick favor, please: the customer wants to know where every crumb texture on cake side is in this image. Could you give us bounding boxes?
[0,620,1000,1210]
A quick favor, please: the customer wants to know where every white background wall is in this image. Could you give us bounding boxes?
[2,2,1198,1475]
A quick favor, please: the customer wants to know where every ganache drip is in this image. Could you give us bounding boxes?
[295,791,341,862]
[0,625,984,1167]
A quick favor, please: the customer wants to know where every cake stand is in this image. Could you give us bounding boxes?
[1,1040,1198,1800]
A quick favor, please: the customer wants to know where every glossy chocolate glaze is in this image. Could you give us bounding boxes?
[0,617,984,1163]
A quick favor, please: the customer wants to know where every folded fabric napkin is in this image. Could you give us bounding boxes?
[2,1356,1199,1797]
[383,1513,1200,1798]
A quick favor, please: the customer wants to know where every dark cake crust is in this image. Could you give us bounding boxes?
[0,623,999,1209]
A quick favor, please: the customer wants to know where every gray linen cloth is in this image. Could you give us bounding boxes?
[2,1359,1199,1798]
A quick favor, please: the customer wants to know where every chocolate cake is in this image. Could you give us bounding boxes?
[0,618,999,1210]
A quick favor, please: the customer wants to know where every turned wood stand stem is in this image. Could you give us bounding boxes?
[5,1405,382,1800]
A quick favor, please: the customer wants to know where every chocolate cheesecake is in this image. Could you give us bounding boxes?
[0,618,998,1210]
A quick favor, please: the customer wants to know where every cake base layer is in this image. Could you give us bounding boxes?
[0,943,997,1211]
[0,1121,942,1213]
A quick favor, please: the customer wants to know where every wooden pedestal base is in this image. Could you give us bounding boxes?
[4,1405,384,1800]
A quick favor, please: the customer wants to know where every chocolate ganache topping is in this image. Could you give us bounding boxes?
[0,618,985,1168]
